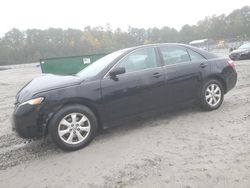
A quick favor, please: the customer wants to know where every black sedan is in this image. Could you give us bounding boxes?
[229,43,250,60]
[13,43,237,150]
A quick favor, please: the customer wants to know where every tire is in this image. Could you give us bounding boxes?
[200,79,224,111]
[48,104,98,151]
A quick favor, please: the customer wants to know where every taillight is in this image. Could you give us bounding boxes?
[228,59,235,68]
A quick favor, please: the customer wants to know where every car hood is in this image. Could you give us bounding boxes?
[16,74,82,103]
[231,48,249,54]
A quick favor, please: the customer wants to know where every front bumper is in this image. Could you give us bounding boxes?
[229,53,250,60]
[229,53,240,60]
[12,103,43,139]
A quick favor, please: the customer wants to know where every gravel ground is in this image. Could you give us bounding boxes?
[0,59,250,188]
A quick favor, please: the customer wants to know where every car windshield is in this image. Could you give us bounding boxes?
[239,43,250,49]
[76,50,125,79]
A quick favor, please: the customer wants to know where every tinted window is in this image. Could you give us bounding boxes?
[188,49,206,61]
[116,48,157,73]
[159,46,191,65]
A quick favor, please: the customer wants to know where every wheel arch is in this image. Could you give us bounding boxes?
[44,98,103,136]
[205,74,227,94]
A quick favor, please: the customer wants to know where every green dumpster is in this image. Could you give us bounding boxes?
[40,53,107,75]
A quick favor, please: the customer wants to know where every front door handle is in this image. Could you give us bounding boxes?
[153,72,162,78]
[200,62,207,68]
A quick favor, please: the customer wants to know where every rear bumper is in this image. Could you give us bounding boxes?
[223,67,237,93]
[12,104,43,139]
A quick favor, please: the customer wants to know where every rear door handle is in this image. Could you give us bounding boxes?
[200,62,207,68]
[153,72,162,78]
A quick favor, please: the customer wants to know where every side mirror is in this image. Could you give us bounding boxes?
[109,67,125,78]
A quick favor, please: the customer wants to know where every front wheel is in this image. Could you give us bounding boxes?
[48,105,98,151]
[200,79,224,111]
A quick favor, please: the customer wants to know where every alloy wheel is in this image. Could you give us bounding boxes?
[58,113,91,145]
[205,83,222,107]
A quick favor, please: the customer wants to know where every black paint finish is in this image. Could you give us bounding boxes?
[12,43,237,139]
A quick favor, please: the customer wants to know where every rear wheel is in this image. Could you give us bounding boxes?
[49,105,98,151]
[200,79,224,111]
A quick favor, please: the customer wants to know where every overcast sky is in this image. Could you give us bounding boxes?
[0,0,249,36]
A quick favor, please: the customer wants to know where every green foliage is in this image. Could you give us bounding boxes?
[0,6,249,65]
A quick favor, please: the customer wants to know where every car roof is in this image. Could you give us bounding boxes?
[123,43,218,59]
[125,43,187,50]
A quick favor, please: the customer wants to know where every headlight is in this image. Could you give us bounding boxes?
[20,97,44,106]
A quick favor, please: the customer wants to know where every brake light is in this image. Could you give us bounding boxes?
[228,59,235,68]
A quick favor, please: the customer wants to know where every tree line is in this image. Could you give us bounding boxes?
[0,6,249,65]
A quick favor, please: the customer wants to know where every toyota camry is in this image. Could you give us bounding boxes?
[13,43,237,150]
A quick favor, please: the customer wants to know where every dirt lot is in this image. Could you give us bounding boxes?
[0,59,250,188]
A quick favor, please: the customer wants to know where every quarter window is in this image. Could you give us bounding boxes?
[188,49,206,61]
[116,48,157,73]
[159,46,191,65]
